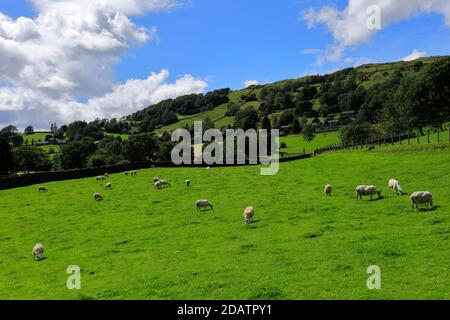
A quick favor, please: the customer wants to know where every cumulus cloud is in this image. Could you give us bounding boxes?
[303,0,450,63]
[402,49,427,61]
[244,80,259,88]
[0,0,208,130]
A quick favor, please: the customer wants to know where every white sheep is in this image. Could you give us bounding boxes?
[388,179,403,195]
[243,206,255,224]
[324,184,333,196]
[124,171,129,176]
[356,185,382,200]
[105,183,112,190]
[411,191,433,212]
[32,243,45,261]
[154,180,171,189]
[93,193,103,201]
[38,186,48,193]
[153,177,160,183]
[196,200,214,212]
[96,176,106,181]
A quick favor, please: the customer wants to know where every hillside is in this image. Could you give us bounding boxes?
[1,141,449,299]
[126,56,448,135]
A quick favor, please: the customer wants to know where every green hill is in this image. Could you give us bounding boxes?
[136,56,447,135]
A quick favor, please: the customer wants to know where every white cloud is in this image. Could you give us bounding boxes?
[0,0,208,130]
[244,80,259,88]
[402,49,427,61]
[303,0,450,63]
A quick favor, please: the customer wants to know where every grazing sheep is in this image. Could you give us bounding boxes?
[153,177,160,183]
[324,184,333,196]
[196,200,214,212]
[104,173,109,178]
[154,180,171,189]
[124,171,129,176]
[96,176,106,181]
[93,193,103,201]
[186,180,191,187]
[388,179,403,195]
[243,206,255,224]
[356,185,382,200]
[133,171,138,175]
[105,183,112,190]
[32,243,44,261]
[38,186,48,193]
[411,191,433,212]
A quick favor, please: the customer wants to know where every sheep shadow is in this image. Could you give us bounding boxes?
[414,205,441,213]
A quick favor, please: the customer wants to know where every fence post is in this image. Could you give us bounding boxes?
[408,132,411,145]
[399,134,402,145]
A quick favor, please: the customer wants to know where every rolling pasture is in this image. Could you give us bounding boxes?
[0,144,449,300]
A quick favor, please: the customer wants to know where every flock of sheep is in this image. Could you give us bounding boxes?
[32,170,435,262]
[324,178,434,211]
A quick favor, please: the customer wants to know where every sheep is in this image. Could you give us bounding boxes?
[243,206,255,224]
[196,200,213,212]
[153,177,160,183]
[32,243,44,261]
[38,186,48,193]
[104,173,109,178]
[105,183,112,190]
[133,171,138,175]
[411,191,433,212]
[154,180,171,189]
[96,176,106,181]
[186,180,191,187]
[124,171,129,176]
[93,193,103,201]
[388,179,403,195]
[324,184,333,196]
[356,185,382,200]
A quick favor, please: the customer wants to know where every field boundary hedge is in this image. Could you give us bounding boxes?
[0,154,312,191]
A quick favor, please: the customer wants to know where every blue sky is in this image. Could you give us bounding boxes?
[1,0,450,128]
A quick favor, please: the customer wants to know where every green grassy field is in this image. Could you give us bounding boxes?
[21,132,52,144]
[0,143,449,300]
[279,131,341,154]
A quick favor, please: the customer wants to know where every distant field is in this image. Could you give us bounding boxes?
[279,131,341,154]
[1,141,449,300]
[21,132,51,144]
[104,133,130,141]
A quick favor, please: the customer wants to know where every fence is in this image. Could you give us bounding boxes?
[314,126,450,155]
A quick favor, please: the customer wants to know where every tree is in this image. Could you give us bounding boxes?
[391,58,450,132]
[13,146,51,172]
[59,138,96,169]
[302,124,316,142]
[234,108,259,130]
[0,125,19,141]
[0,138,14,174]
[292,117,301,134]
[24,126,34,135]
[279,110,295,127]
[10,135,24,147]
[261,114,271,131]
[124,133,158,162]
[225,102,240,117]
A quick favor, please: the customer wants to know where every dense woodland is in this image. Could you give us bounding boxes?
[1,57,449,175]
